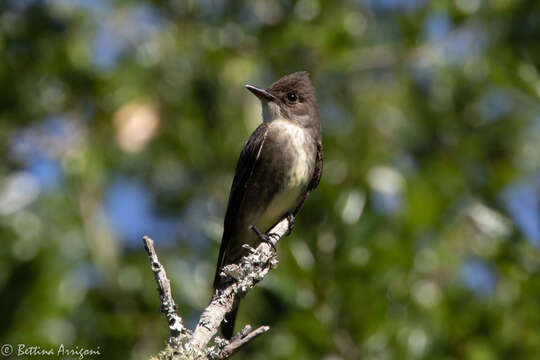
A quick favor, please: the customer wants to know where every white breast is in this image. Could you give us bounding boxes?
[256,120,312,232]
[274,120,311,186]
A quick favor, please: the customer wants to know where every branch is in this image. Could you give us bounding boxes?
[142,236,189,344]
[211,325,270,359]
[143,217,292,359]
[191,218,290,351]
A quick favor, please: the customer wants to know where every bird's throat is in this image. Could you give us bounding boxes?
[262,101,282,123]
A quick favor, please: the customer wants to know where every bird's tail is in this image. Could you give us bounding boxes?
[221,299,240,339]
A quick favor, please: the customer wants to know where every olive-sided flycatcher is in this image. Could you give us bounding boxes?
[213,71,323,339]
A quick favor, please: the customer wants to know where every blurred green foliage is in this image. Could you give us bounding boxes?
[1,0,540,359]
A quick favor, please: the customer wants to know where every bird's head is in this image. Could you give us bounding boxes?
[245,71,319,130]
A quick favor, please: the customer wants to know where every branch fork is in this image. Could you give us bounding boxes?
[142,217,292,359]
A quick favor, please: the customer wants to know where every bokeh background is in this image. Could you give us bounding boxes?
[2,0,540,359]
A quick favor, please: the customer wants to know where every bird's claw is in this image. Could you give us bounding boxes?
[248,225,277,251]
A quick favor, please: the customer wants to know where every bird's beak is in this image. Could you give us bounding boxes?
[245,84,277,102]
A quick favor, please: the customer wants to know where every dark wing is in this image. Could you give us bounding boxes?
[213,123,270,289]
[293,140,323,216]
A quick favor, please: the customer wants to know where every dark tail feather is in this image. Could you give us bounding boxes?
[221,300,240,339]
[213,265,222,290]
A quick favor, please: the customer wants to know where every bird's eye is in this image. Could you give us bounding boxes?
[286,92,298,102]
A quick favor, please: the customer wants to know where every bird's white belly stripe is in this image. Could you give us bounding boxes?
[257,187,301,232]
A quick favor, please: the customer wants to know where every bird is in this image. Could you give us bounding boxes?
[213,71,323,339]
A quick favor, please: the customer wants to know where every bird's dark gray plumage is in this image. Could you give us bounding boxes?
[213,71,323,339]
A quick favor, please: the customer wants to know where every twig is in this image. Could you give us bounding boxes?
[142,236,187,344]
[213,325,270,359]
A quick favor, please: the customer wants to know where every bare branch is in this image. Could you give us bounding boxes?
[142,236,188,343]
[213,325,270,359]
[144,216,292,359]
[190,217,291,351]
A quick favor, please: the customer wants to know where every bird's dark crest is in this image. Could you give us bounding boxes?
[267,71,316,102]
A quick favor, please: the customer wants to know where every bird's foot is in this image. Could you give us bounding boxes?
[286,213,295,236]
[248,225,278,251]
